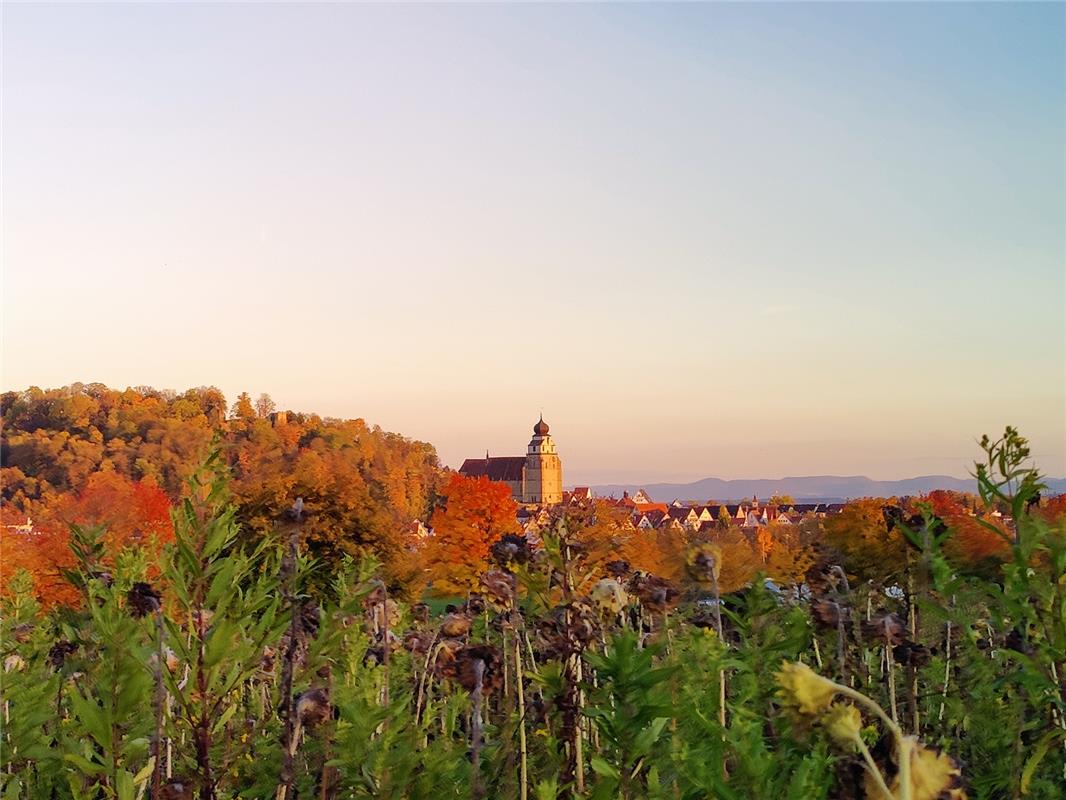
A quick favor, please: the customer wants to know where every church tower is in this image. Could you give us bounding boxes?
[523,415,563,504]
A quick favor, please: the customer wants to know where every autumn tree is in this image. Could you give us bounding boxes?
[231,392,256,422]
[558,500,636,575]
[821,497,910,584]
[424,473,519,595]
[924,490,1010,578]
[0,472,174,608]
[255,393,276,419]
[717,505,732,529]
[761,521,818,588]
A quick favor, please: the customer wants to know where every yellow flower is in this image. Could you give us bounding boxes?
[822,703,862,750]
[905,739,966,800]
[867,737,967,800]
[775,661,839,716]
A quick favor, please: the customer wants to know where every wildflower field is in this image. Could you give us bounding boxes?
[2,431,1064,800]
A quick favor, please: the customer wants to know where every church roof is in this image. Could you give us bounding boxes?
[459,456,526,483]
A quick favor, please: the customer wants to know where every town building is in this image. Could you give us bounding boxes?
[459,415,564,505]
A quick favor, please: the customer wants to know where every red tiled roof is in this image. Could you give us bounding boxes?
[459,456,526,483]
[633,502,668,514]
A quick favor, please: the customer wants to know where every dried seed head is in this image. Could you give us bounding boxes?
[455,644,503,694]
[4,654,26,672]
[126,582,162,618]
[411,603,431,624]
[629,573,680,613]
[403,629,435,656]
[364,580,387,608]
[604,560,631,579]
[490,534,532,567]
[295,687,332,727]
[433,638,464,680]
[160,777,194,800]
[48,640,78,671]
[862,612,910,646]
[685,544,722,584]
[480,570,517,607]
[811,598,849,629]
[440,613,471,638]
[893,641,934,667]
[463,595,487,616]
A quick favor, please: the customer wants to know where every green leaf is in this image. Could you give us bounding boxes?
[133,758,156,787]
[589,756,620,780]
[115,768,135,800]
[62,753,107,777]
[67,690,110,753]
[1021,729,1062,795]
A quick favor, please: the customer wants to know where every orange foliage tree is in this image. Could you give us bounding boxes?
[424,473,520,595]
[924,490,1010,578]
[0,472,174,608]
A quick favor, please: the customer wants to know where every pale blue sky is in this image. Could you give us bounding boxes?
[3,3,1064,483]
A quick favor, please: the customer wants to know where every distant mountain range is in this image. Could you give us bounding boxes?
[587,475,1066,504]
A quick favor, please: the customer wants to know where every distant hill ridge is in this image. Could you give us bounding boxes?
[588,474,1066,504]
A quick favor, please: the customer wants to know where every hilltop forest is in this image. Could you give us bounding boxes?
[0,384,441,603]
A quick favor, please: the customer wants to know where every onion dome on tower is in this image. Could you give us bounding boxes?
[533,415,550,436]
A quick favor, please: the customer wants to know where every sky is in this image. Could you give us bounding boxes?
[2,3,1064,485]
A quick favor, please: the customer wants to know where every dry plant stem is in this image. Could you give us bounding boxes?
[276,526,302,800]
[415,633,441,724]
[836,683,913,800]
[470,659,486,800]
[938,613,952,722]
[886,645,898,724]
[514,632,528,800]
[524,631,539,675]
[711,573,727,729]
[837,616,848,682]
[574,654,586,795]
[194,585,216,799]
[502,627,509,699]
[151,611,167,800]
[908,667,920,735]
[380,586,390,708]
[812,636,823,669]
